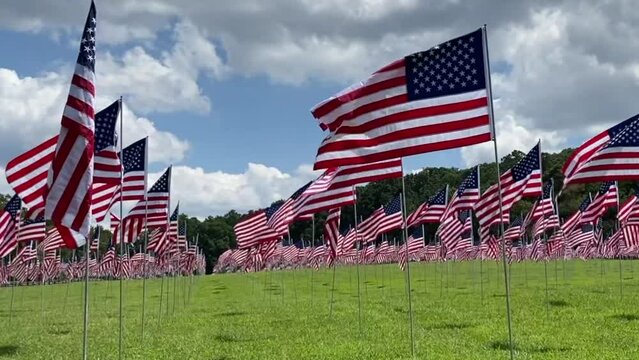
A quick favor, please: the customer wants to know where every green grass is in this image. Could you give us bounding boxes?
[1,260,639,359]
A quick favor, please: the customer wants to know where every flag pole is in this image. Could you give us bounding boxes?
[310,215,315,308]
[141,136,149,341]
[118,96,125,360]
[482,24,515,360]
[82,231,91,360]
[352,186,363,336]
[8,253,15,323]
[399,161,416,358]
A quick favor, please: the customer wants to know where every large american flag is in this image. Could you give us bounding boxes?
[312,28,492,169]
[0,195,22,258]
[441,166,480,220]
[565,116,639,184]
[44,2,97,248]
[119,138,147,201]
[475,142,542,227]
[17,215,46,243]
[580,181,617,224]
[406,185,448,227]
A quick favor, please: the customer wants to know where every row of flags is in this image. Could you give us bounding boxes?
[0,2,199,270]
[0,241,205,285]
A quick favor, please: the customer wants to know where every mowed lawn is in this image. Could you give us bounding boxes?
[0,260,638,359]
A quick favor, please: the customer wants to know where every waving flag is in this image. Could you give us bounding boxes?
[44,1,97,248]
[442,166,480,220]
[406,186,448,227]
[580,182,617,224]
[357,207,384,243]
[113,167,171,244]
[503,218,523,241]
[619,187,639,224]
[475,142,542,227]
[530,181,555,222]
[0,195,22,257]
[561,195,592,235]
[439,210,471,252]
[399,227,424,271]
[312,28,492,169]
[17,215,46,243]
[92,100,122,183]
[375,195,404,237]
[565,116,639,185]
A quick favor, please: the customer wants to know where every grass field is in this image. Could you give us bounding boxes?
[0,260,638,359]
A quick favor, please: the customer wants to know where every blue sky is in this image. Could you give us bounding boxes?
[1,0,637,217]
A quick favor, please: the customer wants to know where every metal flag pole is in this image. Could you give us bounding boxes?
[165,166,173,317]
[482,24,515,360]
[82,230,92,360]
[399,161,416,357]
[352,187,363,336]
[543,233,550,319]
[615,182,623,299]
[8,253,15,323]
[141,136,149,340]
[118,96,125,360]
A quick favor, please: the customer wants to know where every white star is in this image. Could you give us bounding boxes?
[91,17,96,24]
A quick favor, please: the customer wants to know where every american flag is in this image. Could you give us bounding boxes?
[406,185,448,227]
[323,208,341,265]
[266,182,313,236]
[113,167,171,244]
[566,224,596,249]
[147,228,171,255]
[39,227,64,253]
[17,214,46,243]
[169,204,179,239]
[0,195,22,258]
[109,212,120,234]
[561,195,591,235]
[622,218,639,249]
[93,100,122,184]
[580,181,617,224]
[618,187,639,224]
[530,181,555,222]
[119,138,147,201]
[312,28,492,169]
[441,166,480,220]
[438,210,472,253]
[503,218,523,241]
[44,1,97,248]
[375,195,403,237]
[234,210,274,250]
[563,115,639,186]
[399,227,424,271]
[357,207,384,243]
[475,142,542,227]
[533,214,560,239]
[5,136,57,220]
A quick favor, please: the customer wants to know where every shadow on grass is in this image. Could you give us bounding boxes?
[393,307,408,314]
[489,340,570,354]
[214,311,246,317]
[0,345,18,356]
[489,340,518,351]
[529,345,571,353]
[212,286,227,291]
[548,300,570,307]
[591,289,606,294]
[214,334,247,343]
[424,322,474,330]
[492,294,507,298]
[611,313,639,321]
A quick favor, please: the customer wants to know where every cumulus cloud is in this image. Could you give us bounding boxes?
[147,163,319,218]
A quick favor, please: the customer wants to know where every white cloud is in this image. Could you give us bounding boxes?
[147,163,319,218]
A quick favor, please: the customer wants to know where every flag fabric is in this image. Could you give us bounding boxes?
[323,208,341,264]
[566,224,596,249]
[399,227,424,271]
[564,115,639,187]
[357,207,384,243]
[619,189,639,224]
[562,115,636,186]
[503,218,523,241]
[119,138,147,201]
[5,136,57,220]
[169,204,179,239]
[561,195,592,235]
[113,167,171,244]
[44,1,97,249]
[40,228,64,252]
[622,218,639,249]
[406,186,447,227]
[439,210,471,252]
[530,181,555,222]
[311,28,492,169]
[0,195,22,258]
[533,214,560,238]
[441,166,480,220]
[475,142,542,227]
[233,210,279,250]
[17,215,46,243]
[580,182,617,224]
[266,182,313,235]
[92,100,121,184]
[109,212,120,233]
[375,195,403,239]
